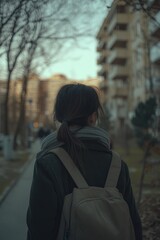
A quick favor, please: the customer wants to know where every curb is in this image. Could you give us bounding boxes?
[0,151,36,205]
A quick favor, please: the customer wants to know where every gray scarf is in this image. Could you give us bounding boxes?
[40,126,110,157]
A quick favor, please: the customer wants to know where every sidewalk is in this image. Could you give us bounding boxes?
[0,140,41,240]
[0,140,41,204]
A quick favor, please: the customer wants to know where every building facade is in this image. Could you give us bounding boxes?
[97,0,131,129]
[0,75,101,137]
[148,0,160,136]
[97,0,160,133]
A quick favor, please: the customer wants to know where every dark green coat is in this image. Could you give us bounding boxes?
[27,140,142,240]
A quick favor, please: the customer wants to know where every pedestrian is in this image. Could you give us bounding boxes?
[37,126,45,139]
[26,83,142,240]
[43,126,51,137]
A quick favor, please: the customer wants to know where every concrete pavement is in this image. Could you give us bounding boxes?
[0,140,41,240]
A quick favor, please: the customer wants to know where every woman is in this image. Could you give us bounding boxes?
[26,83,142,240]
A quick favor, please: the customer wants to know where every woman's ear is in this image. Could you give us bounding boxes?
[88,112,97,126]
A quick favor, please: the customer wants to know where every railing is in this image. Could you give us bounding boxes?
[108,13,128,34]
[108,66,129,80]
[108,48,128,64]
[97,54,107,65]
[108,30,128,49]
[112,87,128,98]
[97,38,107,51]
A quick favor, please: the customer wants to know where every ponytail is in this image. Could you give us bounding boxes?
[57,121,83,167]
[54,83,103,169]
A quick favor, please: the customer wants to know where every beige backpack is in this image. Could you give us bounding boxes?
[51,147,135,240]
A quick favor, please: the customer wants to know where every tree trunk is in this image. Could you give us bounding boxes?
[3,72,13,160]
[13,100,25,149]
[13,43,37,150]
[13,75,28,150]
[137,143,151,207]
[4,72,12,135]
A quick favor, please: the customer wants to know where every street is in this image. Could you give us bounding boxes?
[0,140,41,240]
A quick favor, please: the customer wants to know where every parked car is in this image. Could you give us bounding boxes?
[0,133,4,150]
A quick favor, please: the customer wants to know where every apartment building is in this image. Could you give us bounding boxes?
[0,79,24,134]
[97,0,160,131]
[5,74,41,134]
[148,0,160,99]
[148,0,160,135]
[0,73,104,139]
[129,11,149,112]
[45,74,73,123]
[44,76,101,125]
[130,0,160,106]
[12,74,70,129]
[9,80,20,132]
[97,18,108,86]
[37,75,69,127]
[37,79,49,126]
[26,73,40,123]
[97,0,131,129]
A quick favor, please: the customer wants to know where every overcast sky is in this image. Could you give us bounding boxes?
[0,1,112,81]
[41,39,98,80]
[40,1,112,80]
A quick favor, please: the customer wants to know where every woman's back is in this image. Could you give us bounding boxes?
[26,83,142,240]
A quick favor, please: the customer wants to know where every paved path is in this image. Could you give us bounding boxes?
[0,140,41,240]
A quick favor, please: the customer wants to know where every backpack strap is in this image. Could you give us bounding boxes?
[50,147,89,189]
[105,151,121,188]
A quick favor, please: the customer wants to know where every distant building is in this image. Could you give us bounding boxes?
[39,74,73,126]
[0,74,101,134]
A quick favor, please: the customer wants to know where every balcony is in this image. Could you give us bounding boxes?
[97,53,107,65]
[97,41,105,52]
[108,13,128,34]
[99,80,108,90]
[112,87,128,98]
[101,49,108,58]
[98,69,104,77]
[108,48,128,64]
[151,44,160,63]
[149,11,160,38]
[108,66,129,80]
[108,30,128,49]
[97,64,108,77]
[102,63,108,72]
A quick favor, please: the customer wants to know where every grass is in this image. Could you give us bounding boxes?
[114,139,160,200]
[0,151,30,198]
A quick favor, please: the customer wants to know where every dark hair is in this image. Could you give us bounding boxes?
[54,83,103,166]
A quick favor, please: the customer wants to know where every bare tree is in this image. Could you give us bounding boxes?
[0,0,25,47]
[7,0,107,150]
[0,1,31,159]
